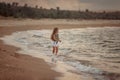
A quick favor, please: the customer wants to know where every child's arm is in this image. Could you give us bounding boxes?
[57,34,61,42]
[53,34,61,42]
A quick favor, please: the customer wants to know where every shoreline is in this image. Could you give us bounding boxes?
[0,27,61,80]
[0,19,120,80]
[1,27,120,80]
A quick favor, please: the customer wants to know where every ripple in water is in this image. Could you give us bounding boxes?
[1,27,120,80]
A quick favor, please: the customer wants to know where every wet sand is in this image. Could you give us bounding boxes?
[0,41,60,80]
[0,24,61,80]
[0,19,120,80]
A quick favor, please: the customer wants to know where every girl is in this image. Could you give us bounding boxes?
[51,27,61,55]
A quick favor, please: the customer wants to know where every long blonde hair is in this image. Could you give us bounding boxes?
[51,27,58,40]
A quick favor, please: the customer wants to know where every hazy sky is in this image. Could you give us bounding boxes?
[0,0,120,11]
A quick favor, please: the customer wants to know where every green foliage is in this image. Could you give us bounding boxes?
[0,2,120,20]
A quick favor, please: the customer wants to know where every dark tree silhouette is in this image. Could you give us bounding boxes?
[24,3,28,7]
[85,9,89,12]
[0,2,120,20]
[35,5,38,9]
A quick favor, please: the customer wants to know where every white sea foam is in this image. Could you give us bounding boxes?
[1,27,120,80]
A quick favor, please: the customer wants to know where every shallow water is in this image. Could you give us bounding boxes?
[1,27,120,80]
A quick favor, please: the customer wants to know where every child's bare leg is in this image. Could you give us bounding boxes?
[55,47,58,55]
[53,47,55,54]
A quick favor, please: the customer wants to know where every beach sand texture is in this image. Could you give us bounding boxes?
[0,19,120,80]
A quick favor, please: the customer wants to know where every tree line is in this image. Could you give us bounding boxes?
[0,2,120,20]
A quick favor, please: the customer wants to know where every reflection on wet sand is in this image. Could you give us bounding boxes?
[1,27,120,80]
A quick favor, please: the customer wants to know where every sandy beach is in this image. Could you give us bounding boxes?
[0,22,61,80]
[0,19,120,80]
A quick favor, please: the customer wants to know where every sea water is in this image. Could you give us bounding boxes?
[1,27,120,80]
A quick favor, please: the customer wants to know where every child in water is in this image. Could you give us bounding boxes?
[51,27,61,56]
